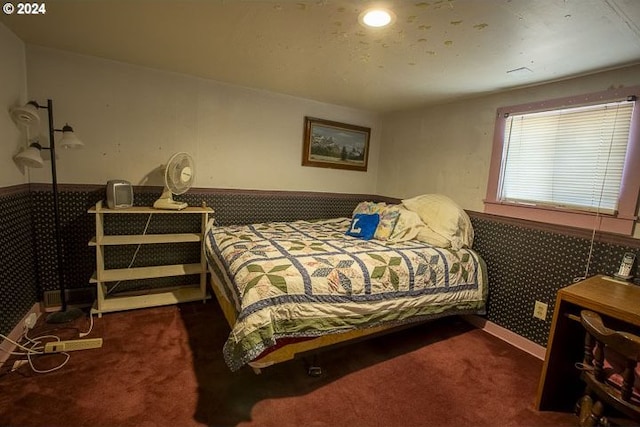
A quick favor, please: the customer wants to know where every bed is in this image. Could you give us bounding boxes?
[204,195,488,372]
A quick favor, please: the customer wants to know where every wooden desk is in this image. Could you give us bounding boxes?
[536,275,640,411]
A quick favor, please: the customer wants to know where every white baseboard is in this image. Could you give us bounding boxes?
[0,303,43,368]
[462,315,547,360]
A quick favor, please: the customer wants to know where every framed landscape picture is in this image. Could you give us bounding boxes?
[302,117,370,172]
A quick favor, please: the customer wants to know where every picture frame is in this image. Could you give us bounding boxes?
[302,117,371,172]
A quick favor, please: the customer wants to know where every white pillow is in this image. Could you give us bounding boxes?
[387,207,452,247]
[415,226,452,248]
[401,194,474,250]
[388,207,424,242]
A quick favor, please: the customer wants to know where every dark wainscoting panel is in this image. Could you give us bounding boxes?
[179,189,380,226]
[30,187,104,297]
[26,185,386,298]
[98,189,382,294]
[3,183,639,350]
[2,185,386,334]
[0,186,37,336]
[470,212,640,346]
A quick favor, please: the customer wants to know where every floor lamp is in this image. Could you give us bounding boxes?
[12,99,85,323]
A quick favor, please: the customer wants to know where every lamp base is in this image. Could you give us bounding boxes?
[46,307,84,324]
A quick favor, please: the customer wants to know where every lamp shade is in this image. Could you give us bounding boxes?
[14,144,44,168]
[58,124,84,149]
[10,101,40,127]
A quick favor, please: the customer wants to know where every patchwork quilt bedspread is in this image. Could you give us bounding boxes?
[204,218,487,371]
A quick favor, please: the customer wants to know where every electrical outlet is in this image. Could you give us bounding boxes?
[534,301,548,320]
[24,313,37,330]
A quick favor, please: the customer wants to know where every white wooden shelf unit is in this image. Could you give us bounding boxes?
[88,200,213,317]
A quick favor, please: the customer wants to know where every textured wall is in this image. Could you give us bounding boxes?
[0,187,36,336]
[0,24,28,188]
[24,46,381,195]
[378,63,640,231]
[471,213,640,346]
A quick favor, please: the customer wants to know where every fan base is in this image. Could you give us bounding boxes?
[153,198,188,210]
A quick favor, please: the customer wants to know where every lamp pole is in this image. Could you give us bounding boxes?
[12,99,83,322]
[44,99,68,313]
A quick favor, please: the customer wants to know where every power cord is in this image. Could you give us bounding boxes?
[23,330,71,374]
[79,310,94,338]
[1,311,99,373]
[0,328,70,374]
[107,212,154,296]
[574,102,622,283]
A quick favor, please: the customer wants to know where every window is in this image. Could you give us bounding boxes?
[485,86,640,235]
[502,101,633,213]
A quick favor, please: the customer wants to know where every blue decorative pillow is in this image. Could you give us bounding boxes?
[345,213,380,240]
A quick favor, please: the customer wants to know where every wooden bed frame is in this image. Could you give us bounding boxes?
[209,274,418,374]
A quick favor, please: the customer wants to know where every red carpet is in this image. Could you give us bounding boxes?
[0,301,576,426]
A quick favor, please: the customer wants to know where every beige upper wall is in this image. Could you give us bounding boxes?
[378,64,640,214]
[7,23,639,221]
[0,24,28,188]
[23,45,381,194]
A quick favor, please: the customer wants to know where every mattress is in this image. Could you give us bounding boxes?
[205,217,487,371]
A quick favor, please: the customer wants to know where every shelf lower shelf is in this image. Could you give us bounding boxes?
[90,233,202,246]
[91,263,202,283]
[91,285,209,315]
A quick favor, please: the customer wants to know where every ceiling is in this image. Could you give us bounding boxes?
[2,0,640,113]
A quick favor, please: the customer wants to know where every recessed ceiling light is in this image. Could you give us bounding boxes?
[359,8,396,28]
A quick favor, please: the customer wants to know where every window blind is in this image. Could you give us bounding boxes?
[499,100,635,214]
